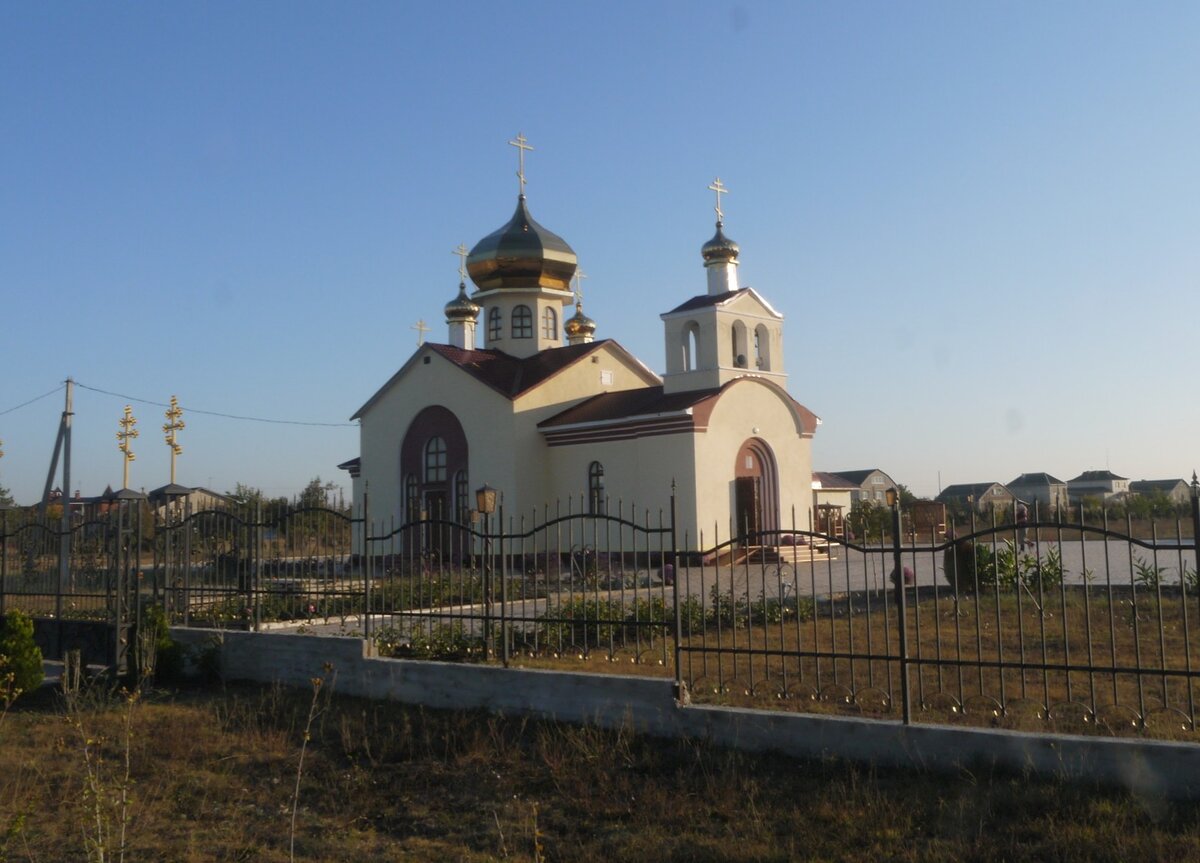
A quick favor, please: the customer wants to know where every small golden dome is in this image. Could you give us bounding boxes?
[564,302,596,337]
[701,222,739,263]
[444,282,481,321]
[467,195,578,291]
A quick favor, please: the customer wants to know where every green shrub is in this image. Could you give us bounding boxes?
[137,605,185,682]
[535,597,624,648]
[0,610,44,699]
[1133,556,1167,590]
[943,540,1065,593]
[374,623,484,661]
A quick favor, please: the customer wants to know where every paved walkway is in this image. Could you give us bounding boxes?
[258,538,1197,638]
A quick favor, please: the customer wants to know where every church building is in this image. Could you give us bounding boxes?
[342,147,819,547]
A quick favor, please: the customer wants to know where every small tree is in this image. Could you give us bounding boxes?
[0,610,44,698]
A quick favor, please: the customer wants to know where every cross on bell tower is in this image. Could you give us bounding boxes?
[708,177,728,225]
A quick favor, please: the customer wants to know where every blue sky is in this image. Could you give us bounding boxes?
[2,2,1198,504]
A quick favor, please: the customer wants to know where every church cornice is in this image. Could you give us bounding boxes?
[660,286,783,320]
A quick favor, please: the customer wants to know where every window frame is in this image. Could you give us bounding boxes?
[512,304,533,339]
[424,436,447,483]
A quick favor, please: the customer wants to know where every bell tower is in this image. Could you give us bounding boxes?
[660,178,787,395]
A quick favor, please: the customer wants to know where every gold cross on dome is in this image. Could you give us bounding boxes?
[509,132,534,193]
[708,177,729,224]
[412,319,430,346]
[573,267,588,304]
[453,243,469,282]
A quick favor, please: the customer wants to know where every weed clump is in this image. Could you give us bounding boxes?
[0,610,43,698]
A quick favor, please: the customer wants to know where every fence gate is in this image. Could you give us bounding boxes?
[0,499,143,670]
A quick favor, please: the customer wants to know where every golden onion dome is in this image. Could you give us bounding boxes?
[701,222,739,263]
[564,301,596,337]
[444,282,481,321]
[467,195,577,291]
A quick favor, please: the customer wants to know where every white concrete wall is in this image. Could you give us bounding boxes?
[171,627,1200,803]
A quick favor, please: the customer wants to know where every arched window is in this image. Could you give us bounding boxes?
[512,304,533,339]
[754,324,771,371]
[488,307,502,341]
[424,437,447,483]
[731,320,748,368]
[682,321,700,371]
[454,470,469,523]
[404,474,419,521]
[588,461,606,514]
[542,306,557,339]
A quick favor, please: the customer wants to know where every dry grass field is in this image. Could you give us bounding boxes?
[1,680,1199,862]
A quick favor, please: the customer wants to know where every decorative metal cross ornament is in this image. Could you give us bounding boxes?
[573,267,588,304]
[453,243,469,282]
[708,177,729,224]
[163,395,185,484]
[412,319,430,346]
[117,405,139,488]
[509,132,533,194]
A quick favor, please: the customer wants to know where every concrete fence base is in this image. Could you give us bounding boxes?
[171,627,1200,802]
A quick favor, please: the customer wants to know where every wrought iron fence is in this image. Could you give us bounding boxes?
[2,484,1199,739]
[675,491,1200,737]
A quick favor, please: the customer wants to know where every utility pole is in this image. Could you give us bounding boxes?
[38,379,74,594]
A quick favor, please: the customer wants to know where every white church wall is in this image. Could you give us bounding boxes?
[357,355,518,525]
[542,433,697,530]
[506,345,658,509]
[692,380,814,538]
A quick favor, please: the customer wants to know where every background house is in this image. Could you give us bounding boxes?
[824,469,898,505]
[146,484,233,517]
[1007,472,1069,509]
[812,471,856,536]
[1130,478,1192,506]
[1067,470,1130,502]
[935,482,1015,514]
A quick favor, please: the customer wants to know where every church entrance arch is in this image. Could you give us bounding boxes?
[400,406,469,557]
[733,438,779,541]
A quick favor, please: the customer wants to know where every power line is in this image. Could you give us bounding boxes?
[0,383,65,417]
[73,382,357,428]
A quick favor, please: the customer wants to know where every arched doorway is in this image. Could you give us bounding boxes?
[733,438,779,541]
[400,406,469,557]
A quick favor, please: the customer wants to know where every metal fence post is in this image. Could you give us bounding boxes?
[482,509,493,659]
[890,489,912,724]
[254,498,263,633]
[362,490,371,644]
[670,480,684,700]
[0,509,6,616]
[1191,473,1200,586]
[55,506,65,622]
[499,504,509,667]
